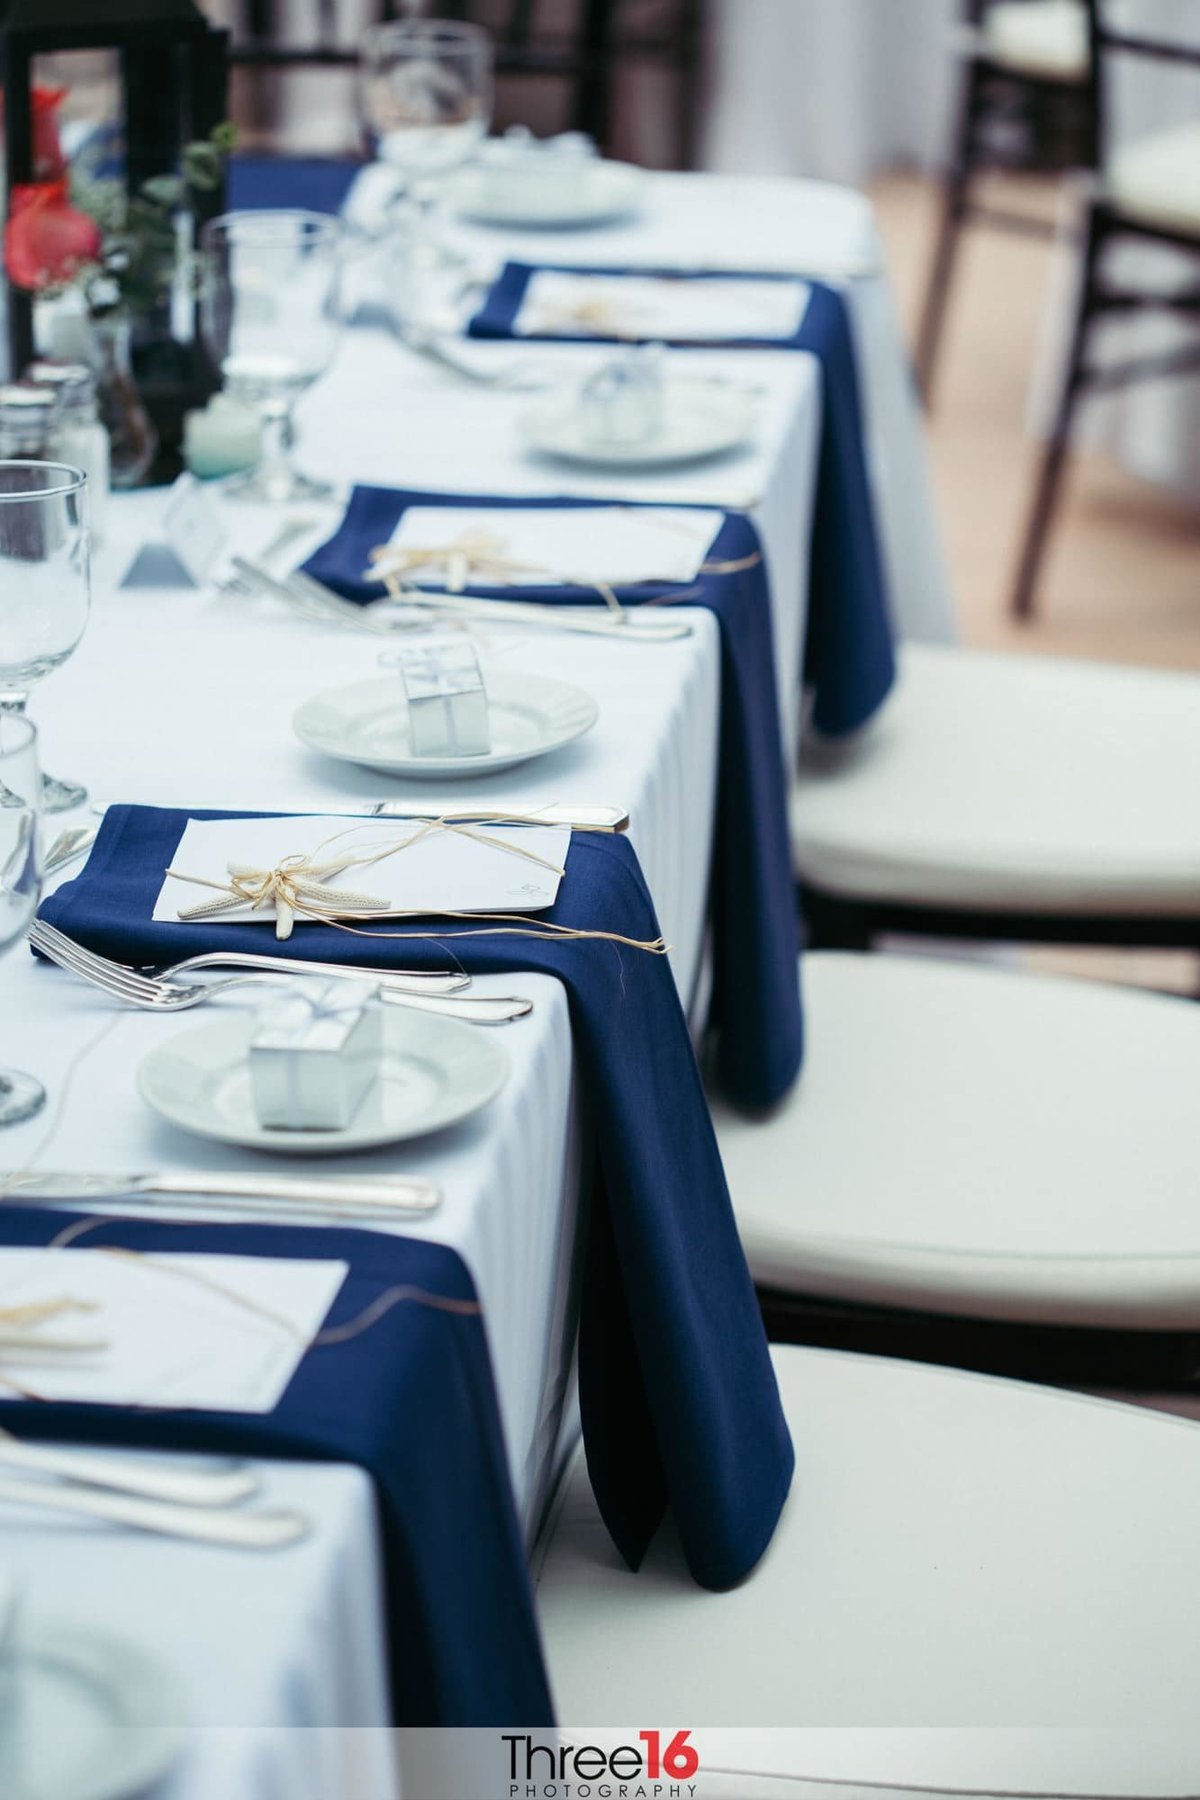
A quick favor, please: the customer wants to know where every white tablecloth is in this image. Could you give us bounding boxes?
[0,311,819,1793]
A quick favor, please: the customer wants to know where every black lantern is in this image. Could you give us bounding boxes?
[1,0,229,478]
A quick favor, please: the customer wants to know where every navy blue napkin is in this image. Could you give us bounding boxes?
[38,809,794,1592]
[228,154,363,215]
[304,485,802,1109]
[469,264,896,737]
[0,1207,550,1727]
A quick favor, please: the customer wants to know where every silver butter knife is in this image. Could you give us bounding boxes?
[362,800,630,832]
[1,1170,442,1220]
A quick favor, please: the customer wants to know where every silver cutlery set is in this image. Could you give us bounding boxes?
[28,918,532,1024]
[0,1433,308,1548]
[223,556,696,643]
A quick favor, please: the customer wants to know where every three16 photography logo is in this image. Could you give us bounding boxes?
[503,1728,700,1798]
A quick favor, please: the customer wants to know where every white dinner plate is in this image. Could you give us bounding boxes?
[0,1617,184,1800]
[138,1007,509,1154]
[451,160,644,228]
[518,380,756,470]
[293,671,598,779]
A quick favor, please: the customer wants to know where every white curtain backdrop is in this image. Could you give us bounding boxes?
[703,0,960,185]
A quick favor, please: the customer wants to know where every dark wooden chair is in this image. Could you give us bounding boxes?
[227,0,705,169]
[1009,0,1200,619]
[915,0,1095,404]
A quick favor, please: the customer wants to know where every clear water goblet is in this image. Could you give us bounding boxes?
[0,461,90,814]
[199,210,344,505]
[0,712,44,1126]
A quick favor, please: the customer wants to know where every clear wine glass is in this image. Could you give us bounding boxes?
[358,19,493,290]
[0,712,44,1126]
[199,211,344,505]
[0,462,90,814]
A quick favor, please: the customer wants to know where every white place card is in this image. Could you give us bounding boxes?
[513,271,811,343]
[120,473,229,589]
[0,1249,347,1414]
[388,505,725,589]
[156,813,571,930]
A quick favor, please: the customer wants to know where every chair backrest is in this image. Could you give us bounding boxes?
[1083,0,1200,166]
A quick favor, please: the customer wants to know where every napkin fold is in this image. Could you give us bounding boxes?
[304,486,804,1109]
[0,1208,550,1728]
[38,809,794,1594]
[468,265,896,737]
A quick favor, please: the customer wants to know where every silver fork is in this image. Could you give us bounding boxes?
[29,919,533,1023]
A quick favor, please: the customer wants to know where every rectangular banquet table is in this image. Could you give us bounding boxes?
[0,182,850,1793]
[0,479,753,1795]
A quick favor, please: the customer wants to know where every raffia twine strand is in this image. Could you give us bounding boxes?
[7,1217,487,1381]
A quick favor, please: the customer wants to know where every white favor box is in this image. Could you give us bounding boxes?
[579,343,666,447]
[400,638,491,758]
[478,127,597,213]
[249,978,382,1131]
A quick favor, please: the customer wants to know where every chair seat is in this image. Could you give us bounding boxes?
[981,0,1089,82]
[537,1345,1200,1793]
[792,644,1200,915]
[713,953,1200,1328]
[1108,122,1200,239]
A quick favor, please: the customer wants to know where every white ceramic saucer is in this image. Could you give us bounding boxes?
[293,670,598,779]
[518,379,756,470]
[0,1616,184,1800]
[451,160,645,228]
[138,1007,509,1154]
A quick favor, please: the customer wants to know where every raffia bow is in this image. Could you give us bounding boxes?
[369,527,537,595]
[530,293,639,338]
[0,1297,96,1332]
[172,851,388,942]
[368,527,622,616]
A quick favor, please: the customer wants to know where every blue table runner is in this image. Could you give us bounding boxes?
[469,263,896,738]
[39,810,794,1594]
[0,1208,551,1727]
[304,486,803,1110]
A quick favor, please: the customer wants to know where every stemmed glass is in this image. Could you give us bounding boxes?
[358,19,493,300]
[0,713,44,1126]
[0,462,91,814]
[199,211,344,504]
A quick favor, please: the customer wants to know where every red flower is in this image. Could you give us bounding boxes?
[0,83,67,181]
[32,85,68,181]
[4,180,102,293]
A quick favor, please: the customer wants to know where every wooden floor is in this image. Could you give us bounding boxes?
[870,169,1200,996]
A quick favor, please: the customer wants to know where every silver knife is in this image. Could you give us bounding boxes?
[43,824,99,877]
[361,800,630,832]
[1,1170,442,1220]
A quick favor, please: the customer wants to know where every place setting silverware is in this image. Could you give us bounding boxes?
[0,1431,260,1509]
[224,556,696,643]
[43,825,100,879]
[0,1472,309,1549]
[0,1168,443,1221]
[28,919,531,1025]
[359,799,630,831]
